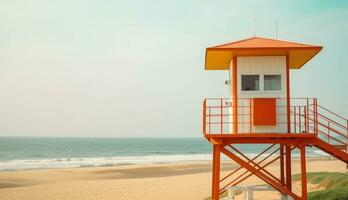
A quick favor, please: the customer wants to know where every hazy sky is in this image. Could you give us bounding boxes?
[0,0,348,137]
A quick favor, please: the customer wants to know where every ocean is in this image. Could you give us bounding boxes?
[0,137,328,171]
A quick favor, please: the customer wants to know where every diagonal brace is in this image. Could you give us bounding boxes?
[221,147,301,200]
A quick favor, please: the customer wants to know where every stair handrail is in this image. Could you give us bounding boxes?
[317,104,348,121]
[306,107,348,136]
[316,111,348,130]
[309,126,347,146]
[304,112,348,139]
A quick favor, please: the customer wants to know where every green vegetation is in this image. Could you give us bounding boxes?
[308,187,348,200]
[293,172,348,200]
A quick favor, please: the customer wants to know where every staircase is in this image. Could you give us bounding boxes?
[313,138,348,163]
[307,104,348,163]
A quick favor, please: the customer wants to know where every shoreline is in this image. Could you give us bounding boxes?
[0,154,331,172]
[0,156,337,174]
[0,158,346,200]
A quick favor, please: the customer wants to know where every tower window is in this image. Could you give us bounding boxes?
[241,75,260,91]
[264,75,281,91]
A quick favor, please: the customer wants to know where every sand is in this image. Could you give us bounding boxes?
[0,158,346,200]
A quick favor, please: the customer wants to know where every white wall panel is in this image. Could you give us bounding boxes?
[229,56,288,133]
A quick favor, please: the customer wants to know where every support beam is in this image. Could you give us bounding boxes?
[229,146,283,188]
[229,145,281,183]
[219,145,277,193]
[212,145,221,200]
[280,144,285,186]
[220,144,275,184]
[301,145,308,200]
[232,57,238,133]
[285,145,292,191]
[285,55,292,192]
[221,147,300,200]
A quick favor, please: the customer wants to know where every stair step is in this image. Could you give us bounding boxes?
[331,145,346,150]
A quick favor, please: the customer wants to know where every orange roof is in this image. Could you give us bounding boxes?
[205,37,323,70]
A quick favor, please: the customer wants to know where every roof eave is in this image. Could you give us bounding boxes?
[206,46,323,51]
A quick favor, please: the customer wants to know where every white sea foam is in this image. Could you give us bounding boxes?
[310,149,330,157]
[0,154,215,171]
[0,149,329,171]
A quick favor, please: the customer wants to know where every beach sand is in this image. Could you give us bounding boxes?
[0,158,346,200]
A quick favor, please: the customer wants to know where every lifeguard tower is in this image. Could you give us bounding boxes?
[203,37,348,200]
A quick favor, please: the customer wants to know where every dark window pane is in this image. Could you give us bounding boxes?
[241,75,259,91]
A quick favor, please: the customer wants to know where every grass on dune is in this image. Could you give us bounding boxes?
[293,172,348,189]
[308,187,348,200]
[293,172,348,200]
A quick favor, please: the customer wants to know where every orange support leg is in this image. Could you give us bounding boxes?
[301,145,308,200]
[285,145,292,191]
[285,55,292,191]
[280,144,285,186]
[232,57,238,134]
[212,145,221,200]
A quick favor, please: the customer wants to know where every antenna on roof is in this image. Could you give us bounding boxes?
[275,20,278,39]
[253,14,256,37]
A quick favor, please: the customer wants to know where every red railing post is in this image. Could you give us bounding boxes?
[306,98,309,133]
[328,121,330,144]
[304,106,307,133]
[209,107,211,134]
[346,120,348,137]
[249,98,252,133]
[203,99,206,134]
[299,106,302,133]
[346,119,348,137]
[346,120,348,153]
[314,98,318,134]
[294,106,297,133]
[220,98,223,134]
[315,98,319,134]
[287,98,291,134]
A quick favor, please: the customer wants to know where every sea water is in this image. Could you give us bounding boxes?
[0,137,328,171]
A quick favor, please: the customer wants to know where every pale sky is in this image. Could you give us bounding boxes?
[0,0,347,137]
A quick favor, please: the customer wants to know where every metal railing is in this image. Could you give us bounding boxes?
[203,98,317,135]
[202,97,348,153]
[310,105,348,151]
